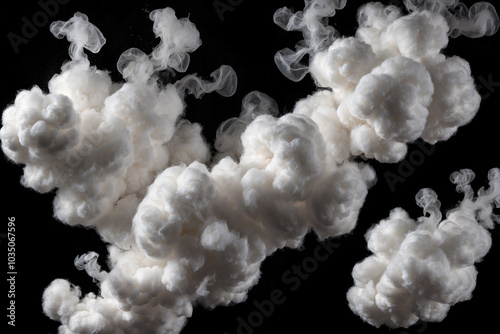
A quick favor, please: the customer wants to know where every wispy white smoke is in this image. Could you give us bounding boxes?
[403,0,500,38]
[0,0,498,333]
[74,251,108,283]
[273,0,347,81]
[347,168,500,327]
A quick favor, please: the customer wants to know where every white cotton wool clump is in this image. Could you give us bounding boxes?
[237,114,330,247]
[49,63,114,113]
[284,0,494,163]
[123,82,375,327]
[305,161,376,239]
[0,8,236,247]
[310,37,378,91]
[347,168,500,328]
[314,9,443,162]
[215,91,279,163]
[0,87,80,182]
[344,56,434,143]
[382,9,450,59]
[201,221,239,251]
[421,55,481,143]
[166,121,211,166]
[241,113,327,203]
[133,162,216,259]
[2,1,498,333]
[3,8,241,333]
[349,124,408,163]
[43,273,191,334]
[355,3,403,57]
[293,89,350,164]
[129,109,374,314]
[131,161,265,307]
[137,103,374,252]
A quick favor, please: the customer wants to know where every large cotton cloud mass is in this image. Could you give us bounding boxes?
[304,2,483,162]
[347,168,500,327]
[1,0,499,333]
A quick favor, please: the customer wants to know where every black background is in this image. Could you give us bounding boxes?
[1,0,499,333]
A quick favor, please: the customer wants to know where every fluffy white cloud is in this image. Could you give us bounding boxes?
[1,1,498,333]
[347,169,499,327]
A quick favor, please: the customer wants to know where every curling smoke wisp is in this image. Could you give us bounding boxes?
[1,0,499,333]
